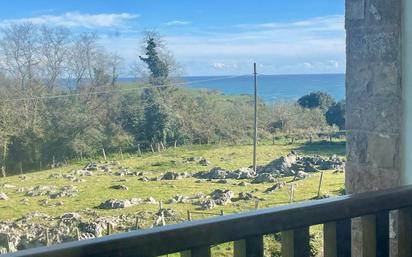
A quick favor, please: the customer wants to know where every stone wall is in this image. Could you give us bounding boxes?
[345,0,402,256]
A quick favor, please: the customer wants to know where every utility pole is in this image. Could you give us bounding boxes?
[253,63,258,172]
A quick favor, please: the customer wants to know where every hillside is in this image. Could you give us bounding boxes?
[0,140,345,255]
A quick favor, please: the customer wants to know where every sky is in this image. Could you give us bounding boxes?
[0,0,345,76]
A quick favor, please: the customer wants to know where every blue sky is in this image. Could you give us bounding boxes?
[0,0,345,76]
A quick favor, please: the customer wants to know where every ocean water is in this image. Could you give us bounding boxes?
[183,74,345,102]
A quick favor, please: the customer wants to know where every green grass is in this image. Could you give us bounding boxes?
[0,140,345,256]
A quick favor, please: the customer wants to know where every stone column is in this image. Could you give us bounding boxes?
[345,0,402,256]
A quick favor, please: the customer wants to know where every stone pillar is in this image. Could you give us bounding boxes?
[345,0,402,256]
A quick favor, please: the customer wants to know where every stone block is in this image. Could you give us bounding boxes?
[366,0,401,26]
[346,95,401,134]
[345,162,400,194]
[346,0,365,20]
[346,131,368,164]
[367,133,399,169]
[346,60,401,98]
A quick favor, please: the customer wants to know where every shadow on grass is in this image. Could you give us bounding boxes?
[294,140,346,157]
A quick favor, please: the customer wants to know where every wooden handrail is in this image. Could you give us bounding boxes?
[4,185,412,257]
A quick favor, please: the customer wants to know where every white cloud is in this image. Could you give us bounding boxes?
[100,15,345,75]
[212,62,226,69]
[165,20,191,26]
[0,12,139,29]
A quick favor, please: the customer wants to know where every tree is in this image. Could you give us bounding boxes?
[326,100,346,130]
[139,31,170,86]
[297,91,335,112]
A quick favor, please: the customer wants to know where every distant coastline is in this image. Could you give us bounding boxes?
[119,73,345,102]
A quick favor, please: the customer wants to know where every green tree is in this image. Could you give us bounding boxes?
[139,31,170,86]
[326,100,346,130]
[297,91,335,112]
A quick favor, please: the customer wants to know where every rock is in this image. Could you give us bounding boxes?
[264,182,286,193]
[0,184,16,189]
[209,189,234,205]
[237,192,254,201]
[216,179,228,184]
[200,199,216,210]
[156,208,178,218]
[234,167,256,179]
[167,195,190,204]
[48,173,62,179]
[198,158,211,166]
[110,185,129,190]
[49,186,78,199]
[208,167,227,179]
[138,176,150,182]
[259,153,297,176]
[293,171,310,181]
[252,173,277,184]
[0,192,8,200]
[59,213,82,225]
[143,197,157,204]
[304,163,318,173]
[84,163,98,171]
[161,172,182,180]
[98,199,136,209]
[26,185,57,197]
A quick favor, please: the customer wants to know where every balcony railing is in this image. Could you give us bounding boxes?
[3,185,412,257]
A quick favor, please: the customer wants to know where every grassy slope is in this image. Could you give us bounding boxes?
[0,140,345,256]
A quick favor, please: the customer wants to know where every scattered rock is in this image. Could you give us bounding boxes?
[143,197,157,204]
[98,199,137,209]
[0,192,8,200]
[293,171,310,181]
[259,153,297,176]
[161,172,182,180]
[237,192,255,201]
[264,182,286,193]
[110,185,129,190]
[209,189,234,205]
[252,173,277,184]
[198,158,211,166]
[167,195,190,204]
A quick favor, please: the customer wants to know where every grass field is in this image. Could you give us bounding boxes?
[0,140,346,256]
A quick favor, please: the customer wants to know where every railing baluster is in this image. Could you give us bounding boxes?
[282,230,294,257]
[397,208,412,257]
[336,219,351,257]
[294,227,310,257]
[245,235,264,257]
[281,227,310,257]
[180,246,211,257]
[324,222,337,257]
[362,215,376,257]
[375,211,389,257]
[234,239,246,257]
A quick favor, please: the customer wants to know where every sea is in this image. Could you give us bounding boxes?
[119,73,345,102]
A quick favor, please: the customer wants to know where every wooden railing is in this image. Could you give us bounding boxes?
[4,185,412,257]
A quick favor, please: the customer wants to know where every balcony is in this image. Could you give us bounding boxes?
[3,185,412,257]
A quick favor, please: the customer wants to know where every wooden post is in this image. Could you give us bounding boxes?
[289,184,295,203]
[106,223,112,235]
[52,155,56,168]
[119,147,123,160]
[102,149,107,161]
[220,210,224,216]
[161,212,166,226]
[46,229,50,246]
[187,210,192,221]
[317,171,324,198]
[174,140,177,148]
[20,161,23,175]
[137,144,142,156]
[255,199,259,209]
[252,62,258,173]
[135,216,140,230]
[75,227,80,240]
[159,200,163,210]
